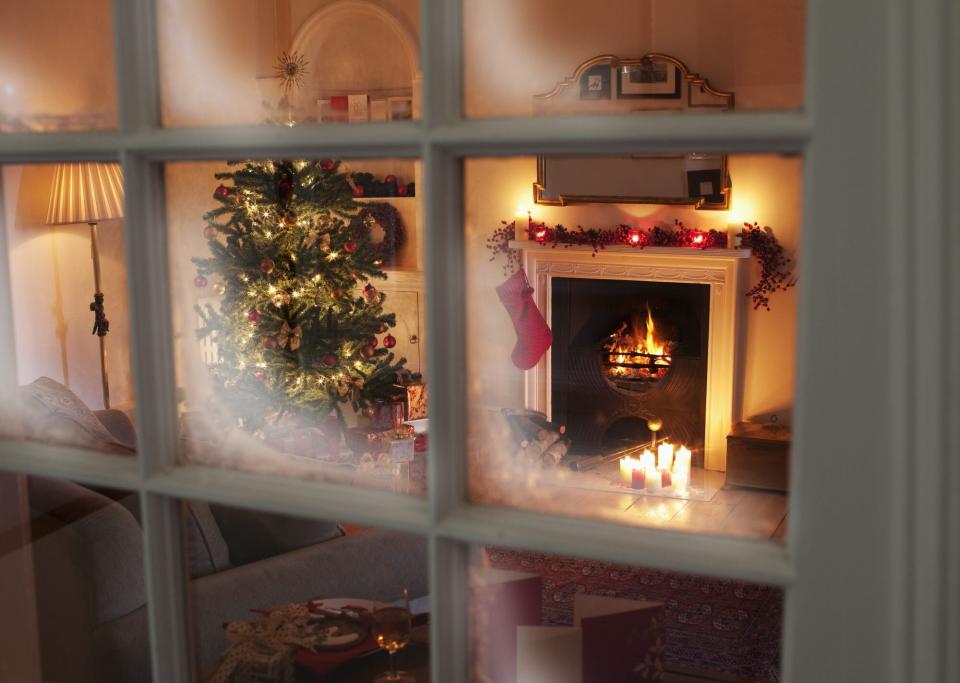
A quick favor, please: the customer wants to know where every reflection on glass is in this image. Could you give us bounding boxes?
[470,545,784,682]
[466,155,800,538]
[0,474,148,682]
[0,1,117,132]
[185,504,428,681]
[464,0,805,118]
[157,0,421,128]
[1,163,135,454]
[167,159,426,493]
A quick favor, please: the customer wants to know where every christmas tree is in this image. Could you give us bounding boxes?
[194,159,406,430]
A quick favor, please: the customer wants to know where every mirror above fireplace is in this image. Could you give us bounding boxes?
[532,53,734,210]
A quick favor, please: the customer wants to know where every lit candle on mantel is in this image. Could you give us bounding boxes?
[630,467,646,490]
[673,446,692,494]
[515,206,530,240]
[657,442,674,471]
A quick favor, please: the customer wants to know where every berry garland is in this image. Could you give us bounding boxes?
[488,218,795,310]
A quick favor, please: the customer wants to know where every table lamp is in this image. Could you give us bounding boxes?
[45,162,124,409]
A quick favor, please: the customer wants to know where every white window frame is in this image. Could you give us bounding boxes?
[0,0,957,681]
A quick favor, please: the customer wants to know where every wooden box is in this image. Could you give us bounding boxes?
[725,421,791,491]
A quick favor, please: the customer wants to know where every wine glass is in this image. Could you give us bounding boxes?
[372,588,415,683]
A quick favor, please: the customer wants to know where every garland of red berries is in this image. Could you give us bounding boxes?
[737,222,797,309]
[488,218,795,310]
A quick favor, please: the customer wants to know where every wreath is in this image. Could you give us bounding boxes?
[354,202,405,266]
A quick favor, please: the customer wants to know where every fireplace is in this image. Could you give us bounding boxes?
[551,278,709,458]
[517,241,750,470]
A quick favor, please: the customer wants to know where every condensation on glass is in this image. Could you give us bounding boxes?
[0,0,118,133]
[0,474,148,682]
[182,502,429,682]
[463,0,805,118]
[166,159,426,493]
[157,0,421,128]
[465,154,801,540]
[1,162,137,456]
[469,544,784,682]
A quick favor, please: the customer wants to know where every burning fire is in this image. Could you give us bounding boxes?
[603,304,673,381]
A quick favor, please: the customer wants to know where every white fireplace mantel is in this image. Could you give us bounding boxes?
[515,241,751,471]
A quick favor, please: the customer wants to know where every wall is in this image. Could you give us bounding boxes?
[464,0,805,429]
[0,0,117,125]
[2,165,133,410]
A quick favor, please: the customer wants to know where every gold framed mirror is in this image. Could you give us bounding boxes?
[533,53,734,210]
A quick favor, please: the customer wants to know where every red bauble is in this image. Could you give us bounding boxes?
[396,184,408,197]
[382,334,397,349]
[254,370,266,381]
[259,258,276,274]
[321,353,338,367]
[193,275,208,288]
[384,174,397,184]
[278,178,292,198]
[247,308,261,323]
[369,336,378,348]
[352,185,365,197]
[215,184,230,198]
[344,240,357,254]
[320,159,335,171]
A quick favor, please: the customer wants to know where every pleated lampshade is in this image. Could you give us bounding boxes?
[45,162,124,225]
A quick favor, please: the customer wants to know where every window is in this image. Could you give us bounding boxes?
[0,1,957,682]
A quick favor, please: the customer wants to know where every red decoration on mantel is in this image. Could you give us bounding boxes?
[487,218,796,310]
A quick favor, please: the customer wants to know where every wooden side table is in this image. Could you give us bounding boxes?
[725,421,791,492]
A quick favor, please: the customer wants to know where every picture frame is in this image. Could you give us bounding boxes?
[685,169,725,204]
[387,96,413,121]
[617,62,682,99]
[579,64,612,100]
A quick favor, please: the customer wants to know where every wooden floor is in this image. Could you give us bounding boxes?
[541,467,789,541]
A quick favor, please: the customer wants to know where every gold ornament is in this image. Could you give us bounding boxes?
[360,345,375,359]
[377,323,389,334]
[272,290,292,308]
[274,51,309,95]
[213,282,226,296]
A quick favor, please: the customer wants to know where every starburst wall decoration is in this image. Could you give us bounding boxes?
[275,51,309,95]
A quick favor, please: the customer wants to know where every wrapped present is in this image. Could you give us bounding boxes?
[228,642,292,683]
[404,382,428,420]
[263,426,341,462]
[387,436,415,463]
[371,400,406,430]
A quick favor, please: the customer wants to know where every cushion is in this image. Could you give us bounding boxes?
[209,504,344,567]
[184,501,232,578]
[18,377,134,455]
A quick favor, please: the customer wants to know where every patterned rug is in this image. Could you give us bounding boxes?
[486,548,782,683]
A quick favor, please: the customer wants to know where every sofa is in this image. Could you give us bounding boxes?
[19,378,428,682]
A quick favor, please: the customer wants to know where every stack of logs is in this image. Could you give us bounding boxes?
[504,410,570,466]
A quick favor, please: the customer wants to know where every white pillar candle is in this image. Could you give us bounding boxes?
[645,466,662,493]
[619,456,638,485]
[672,446,692,494]
[657,443,674,471]
[639,449,656,472]
[516,207,530,240]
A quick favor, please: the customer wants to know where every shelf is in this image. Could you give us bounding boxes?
[508,241,752,259]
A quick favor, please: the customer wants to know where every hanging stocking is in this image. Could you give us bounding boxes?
[496,268,552,370]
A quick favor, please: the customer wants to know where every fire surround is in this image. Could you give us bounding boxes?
[512,241,751,470]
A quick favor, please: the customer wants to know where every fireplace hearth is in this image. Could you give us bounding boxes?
[551,278,709,458]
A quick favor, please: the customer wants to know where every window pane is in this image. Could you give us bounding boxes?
[0,474,150,682]
[0,1,117,133]
[157,0,421,128]
[182,501,428,681]
[1,163,137,456]
[167,159,427,494]
[466,154,799,541]
[463,0,805,118]
[470,544,784,682]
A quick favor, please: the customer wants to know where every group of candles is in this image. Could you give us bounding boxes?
[619,443,692,495]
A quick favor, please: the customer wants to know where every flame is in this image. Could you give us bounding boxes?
[604,304,673,381]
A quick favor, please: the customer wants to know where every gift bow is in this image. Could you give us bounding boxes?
[210,603,317,683]
[277,322,303,351]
